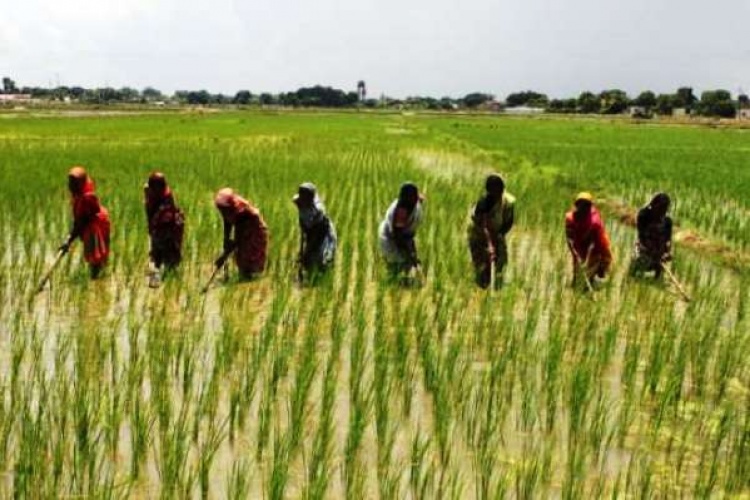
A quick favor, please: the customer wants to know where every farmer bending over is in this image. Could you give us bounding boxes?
[467,173,515,288]
[59,166,111,279]
[629,192,673,278]
[379,182,424,274]
[293,183,337,275]
[144,172,184,278]
[565,192,612,285]
[213,188,268,280]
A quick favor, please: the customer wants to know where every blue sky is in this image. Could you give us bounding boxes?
[1,0,748,98]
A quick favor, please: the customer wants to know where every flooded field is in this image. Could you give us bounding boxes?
[0,112,748,498]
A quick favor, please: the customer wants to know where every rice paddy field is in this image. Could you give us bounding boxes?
[0,110,748,498]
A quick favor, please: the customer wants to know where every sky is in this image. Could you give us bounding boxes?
[1,0,749,99]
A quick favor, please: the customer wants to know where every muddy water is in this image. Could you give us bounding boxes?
[1,145,748,498]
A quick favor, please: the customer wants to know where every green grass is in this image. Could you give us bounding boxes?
[0,110,748,497]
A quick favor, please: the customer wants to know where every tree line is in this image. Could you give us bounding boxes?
[512,88,749,118]
[2,76,748,117]
[0,77,493,110]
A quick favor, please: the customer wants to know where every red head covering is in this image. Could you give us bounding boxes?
[145,171,172,213]
[215,188,253,224]
[69,166,95,196]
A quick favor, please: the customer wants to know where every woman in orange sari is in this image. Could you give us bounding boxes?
[59,166,111,278]
[565,192,612,284]
[213,188,268,279]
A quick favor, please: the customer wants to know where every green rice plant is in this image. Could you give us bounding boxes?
[409,429,434,500]
[0,111,747,497]
[226,458,252,500]
[304,341,339,500]
[197,416,228,499]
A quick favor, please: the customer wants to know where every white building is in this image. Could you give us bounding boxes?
[504,106,544,115]
[0,94,32,103]
[672,108,689,117]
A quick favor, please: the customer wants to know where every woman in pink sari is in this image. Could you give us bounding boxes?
[565,192,612,284]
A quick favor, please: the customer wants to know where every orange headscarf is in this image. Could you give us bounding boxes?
[69,166,95,197]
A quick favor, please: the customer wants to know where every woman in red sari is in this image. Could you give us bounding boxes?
[213,188,268,279]
[565,192,612,284]
[59,166,111,278]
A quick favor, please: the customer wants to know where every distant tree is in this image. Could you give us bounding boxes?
[142,87,163,102]
[698,90,736,118]
[599,89,629,114]
[70,87,86,100]
[633,91,657,109]
[173,91,189,103]
[25,87,51,99]
[99,87,122,103]
[738,93,749,109]
[404,96,439,109]
[563,98,578,112]
[675,87,697,110]
[289,86,357,107]
[547,98,577,114]
[506,91,548,108]
[577,91,600,113]
[462,92,493,108]
[357,80,366,101]
[81,89,100,103]
[211,93,232,105]
[52,86,70,101]
[439,97,456,110]
[278,92,298,106]
[119,87,141,102]
[345,91,359,106]
[259,93,276,106]
[655,94,675,115]
[425,98,441,110]
[363,98,379,108]
[2,77,17,94]
[186,90,210,105]
[233,90,252,105]
[546,99,564,112]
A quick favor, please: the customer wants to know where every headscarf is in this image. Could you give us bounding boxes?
[399,182,419,202]
[215,187,252,224]
[647,192,671,210]
[567,191,600,239]
[485,173,505,193]
[293,182,317,205]
[397,182,424,212]
[215,187,237,209]
[575,191,594,203]
[294,183,331,230]
[146,172,172,209]
[69,166,95,197]
[147,171,168,194]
